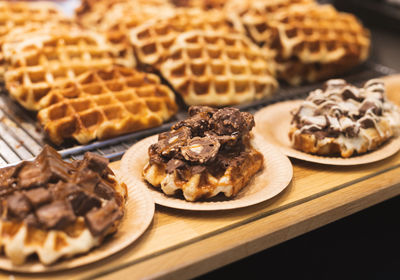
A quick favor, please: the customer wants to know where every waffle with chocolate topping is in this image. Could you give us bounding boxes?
[289,79,400,158]
[3,28,134,111]
[143,106,264,201]
[0,1,68,81]
[0,146,126,265]
[160,30,277,106]
[37,66,178,145]
[129,8,240,72]
[228,1,370,85]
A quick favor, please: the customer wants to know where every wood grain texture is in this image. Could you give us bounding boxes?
[1,75,400,280]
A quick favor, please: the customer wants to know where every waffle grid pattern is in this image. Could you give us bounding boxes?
[160,30,278,106]
[37,66,177,145]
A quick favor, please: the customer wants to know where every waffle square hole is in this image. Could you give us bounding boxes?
[187,48,202,59]
[190,64,206,76]
[137,29,151,39]
[115,94,131,102]
[43,39,57,48]
[255,82,266,94]
[84,84,104,95]
[142,43,156,55]
[104,106,123,120]
[98,70,115,81]
[71,100,91,112]
[81,110,102,128]
[49,103,69,120]
[33,87,51,102]
[26,55,39,66]
[194,81,209,95]
[106,82,124,92]
[136,88,152,97]
[146,100,161,112]
[231,65,245,75]
[208,49,221,59]
[234,81,249,93]
[29,71,46,83]
[215,81,228,94]
[81,73,96,84]
[211,64,225,75]
[125,102,142,114]
[171,64,186,77]
[64,37,80,46]
[95,96,112,106]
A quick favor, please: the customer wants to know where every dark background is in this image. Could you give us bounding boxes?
[198,1,400,279]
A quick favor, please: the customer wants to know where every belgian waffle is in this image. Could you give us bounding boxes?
[230,1,370,85]
[289,79,400,157]
[160,30,278,106]
[37,66,178,145]
[143,106,264,201]
[129,8,241,71]
[0,146,126,265]
[0,1,68,80]
[3,28,134,111]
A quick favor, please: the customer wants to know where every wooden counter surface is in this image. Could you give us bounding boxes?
[1,75,400,280]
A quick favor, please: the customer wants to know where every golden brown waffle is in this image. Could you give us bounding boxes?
[270,4,370,84]
[129,8,241,71]
[226,0,314,46]
[143,145,263,201]
[229,1,370,85]
[160,30,278,106]
[0,1,68,80]
[37,66,178,145]
[3,28,135,111]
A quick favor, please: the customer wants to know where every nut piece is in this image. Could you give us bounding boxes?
[181,136,220,164]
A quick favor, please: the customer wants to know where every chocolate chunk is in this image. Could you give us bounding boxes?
[0,165,19,190]
[188,105,216,117]
[36,201,76,229]
[6,192,31,220]
[181,136,220,164]
[344,125,360,137]
[24,213,40,228]
[174,115,210,136]
[166,159,186,174]
[155,127,191,159]
[148,143,166,165]
[69,190,101,216]
[341,89,363,102]
[359,101,382,116]
[50,182,81,200]
[36,145,74,182]
[75,170,101,192]
[360,118,375,129]
[24,187,52,208]
[190,165,206,174]
[210,108,254,137]
[81,152,109,174]
[94,181,116,200]
[18,162,49,189]
[85,200,123,236]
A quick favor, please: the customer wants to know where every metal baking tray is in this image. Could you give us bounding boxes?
[0,61,396,167]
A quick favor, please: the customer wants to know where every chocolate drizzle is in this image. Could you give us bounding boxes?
[0,146,124,236]
[149,106,255,178]
[291,79,399,140]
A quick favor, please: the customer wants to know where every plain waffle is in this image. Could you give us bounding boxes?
[0,1,68,81]
[229,1,370,85]
[129,8,241,71]
[3,28,134,111]
[160,30,278,106]
[37,66,178,145]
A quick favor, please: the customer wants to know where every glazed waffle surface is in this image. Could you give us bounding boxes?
[160,30,278,106]
[129,8,240,71]
[0,146,126,265]
[37,66,178,145]
[3,29,134,111]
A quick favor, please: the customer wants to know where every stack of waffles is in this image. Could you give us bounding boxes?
[226,0,371,85]
[1,0,371,146]
[1,1,177,145]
